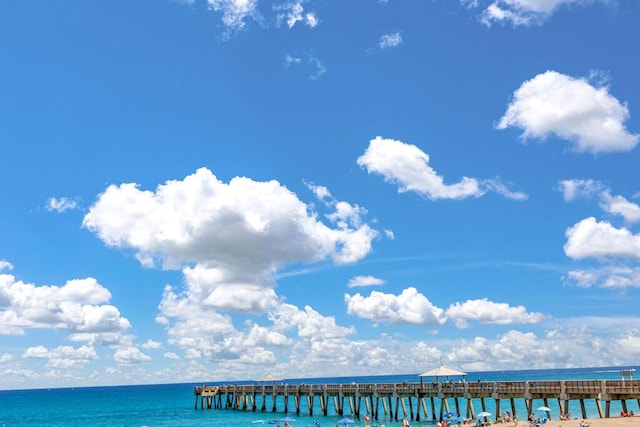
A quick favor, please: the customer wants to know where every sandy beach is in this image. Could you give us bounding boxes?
[498,417,640,427]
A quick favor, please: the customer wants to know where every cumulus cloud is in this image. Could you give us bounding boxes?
[0,272,131,340]
[345,287,447,325]
[476,0,597,27]
[564,217,640,260]
[83,167,377,272]
[114,347,151,365]
[497,71,639,153]
[141,340,162,349]
[560,180,640,289]
[379,32,402,49]
[348,275,386,288]
[23,345,98,368]
[84,168,378,357]
[357,136,525,200]
[445,298,545,328]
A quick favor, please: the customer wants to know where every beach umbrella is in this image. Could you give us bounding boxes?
[252,420,267,424]
[478,411,492,417]
[278,416,296,422]
[537,406,551,411]
[337,417,355,424]
[444,412,456,418]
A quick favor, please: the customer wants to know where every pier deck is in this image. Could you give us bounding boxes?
[194,379,640,422]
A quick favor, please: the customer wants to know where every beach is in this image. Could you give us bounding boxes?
[498,417,640,427]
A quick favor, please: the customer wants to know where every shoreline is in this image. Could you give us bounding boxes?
[495,417,640,427]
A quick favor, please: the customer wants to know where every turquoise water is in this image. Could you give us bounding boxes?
[1,367,638,426]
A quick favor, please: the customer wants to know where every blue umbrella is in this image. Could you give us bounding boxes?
[279,417,297,423]
[337,417,355,424]
[444,412,456,418]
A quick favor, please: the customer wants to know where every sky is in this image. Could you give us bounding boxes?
[1,0,639,390]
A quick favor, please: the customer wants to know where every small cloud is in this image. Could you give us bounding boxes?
[0,260,13,272]
[497,70,639,154]
[358,136,523,200]
[558,179,605,202]
[275,1,319,29]
[348,275,386,288]
[379,32,402,49]
[559,179,640,224]
[446,298,545,328]
[284,54,302,66]
[164,352,181,360]
[345,287,447,325]
[208,0,259,36]
[46,197,80,213]
[283,51,327,80]
[564,217,640,261]
[141,340,163,349]
[475,0,596,27]
[113,347,151,365]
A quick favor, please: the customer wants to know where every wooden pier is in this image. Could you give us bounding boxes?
[194,379,640,422]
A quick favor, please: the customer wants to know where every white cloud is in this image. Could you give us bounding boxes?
[357,136,524,200]
[284,54,302,66]
[560,179,640,223]
[114,347,151,365]
[85,168,377,270]
[601,192,640,224]
[207,0,258,33]
[23,345,98,368]
[497,71,639,153]
[564,217,640,260]
[270,303,355,340]
[283,51,327,79]
[164,352,180,360]
[117,169,384,360]
[0,272,131,340]
[348,275,386,288]
[46,197,79,213]
[141,340,162,349]
[276,2,319,29]
[0,353,13,363]
[0,260,12,272]
[379,32,402,49]
[445,298,545,328]
[477,0,595,27]
[558,179,605,202]
[345,287,447,326]
[566,267,640,289]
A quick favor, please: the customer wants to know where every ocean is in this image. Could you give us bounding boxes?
[1,366,638,426]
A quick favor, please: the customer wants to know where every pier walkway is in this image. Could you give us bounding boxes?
[194,379,640,422]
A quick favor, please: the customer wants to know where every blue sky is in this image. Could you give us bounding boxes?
[1,0,639,390]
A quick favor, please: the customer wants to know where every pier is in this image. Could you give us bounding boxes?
[194,379,640,422]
